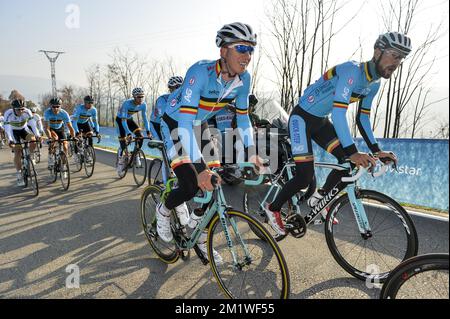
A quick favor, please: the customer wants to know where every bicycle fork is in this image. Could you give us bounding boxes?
[342,184,372,239]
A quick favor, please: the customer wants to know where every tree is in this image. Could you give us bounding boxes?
[379,0,447,138]
[8,90,24,101]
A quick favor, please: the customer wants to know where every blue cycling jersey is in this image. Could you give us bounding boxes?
[163,59,254,164]
[150,94,169,124]
[43,108,71,130]
[298,61,381,155]
[116,99,150,135]
[72,104,99,133]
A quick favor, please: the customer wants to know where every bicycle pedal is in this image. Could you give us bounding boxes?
[180,249,190,261]
[286,214,307,238]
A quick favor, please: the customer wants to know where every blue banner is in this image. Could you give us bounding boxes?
[97,126,448,211]
[313,138,449,212]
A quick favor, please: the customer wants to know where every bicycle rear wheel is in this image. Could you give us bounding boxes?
[380,253,449,299]
[208,210,290,299]
[59,153,71,191]
[132,149,147,187]
[34,149,41,164]
[325,189,418,283]
[83,145,96,177]
[148,158,164,186]
[140,185,179,264]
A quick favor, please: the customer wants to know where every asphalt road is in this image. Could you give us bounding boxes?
[0,145,448,299]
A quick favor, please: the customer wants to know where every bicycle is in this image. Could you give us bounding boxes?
[13,141,39,197]
[380,253,449,299]
[141,140,290,299]
[243,157,419,283]
[115,137,150,187]
[73,134,101,178]
[47,138,72,191]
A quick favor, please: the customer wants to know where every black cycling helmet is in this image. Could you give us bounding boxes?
[249,94,258,106]
[84,95,94,103]
[49,97,62,106]
[11,99,26,109]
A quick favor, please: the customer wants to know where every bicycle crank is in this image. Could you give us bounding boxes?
[285,214,307,238]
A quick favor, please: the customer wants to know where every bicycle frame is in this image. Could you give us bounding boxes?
[249,160,387,236]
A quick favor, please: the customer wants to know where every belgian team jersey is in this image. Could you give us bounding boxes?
[163,59,254,163]
[116,99,150,135]
[43,108,71,130]
[298,61,381,155]
[151,94,169,124]
[72,104,100,133]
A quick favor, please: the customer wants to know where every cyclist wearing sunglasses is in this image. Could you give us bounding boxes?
[150,76,184,140]
[156,22,264,263]
[4,99,41,186]
[43,97,76,168]
[263,32,412,236]
[115,87,151,173]
[72,96,100,147]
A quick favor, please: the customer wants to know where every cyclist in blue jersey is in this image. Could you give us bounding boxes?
[263,32,412,236]
[43,97,76,168]
[72,96,100,147]
[150,76,183,140]
[116,87,151,173]
[156,22,264,262]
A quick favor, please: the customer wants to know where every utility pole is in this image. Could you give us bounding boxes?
[39,50,65,97]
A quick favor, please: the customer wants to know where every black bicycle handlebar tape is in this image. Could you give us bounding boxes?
[211,175,219,187]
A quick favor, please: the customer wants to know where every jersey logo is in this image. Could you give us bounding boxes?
[342,87,350,100]
[189,77,196,85]
[184,88,193,103]
[170,99,177,107]
[348,78,354,85]
[307,95,315,103]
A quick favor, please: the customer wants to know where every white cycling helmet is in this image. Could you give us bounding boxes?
[374,31,412,56]
[168,76,183,89]
[216,22,257,47]
[132,87,145,96]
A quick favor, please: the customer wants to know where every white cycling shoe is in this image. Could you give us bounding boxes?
[156,203,173,242]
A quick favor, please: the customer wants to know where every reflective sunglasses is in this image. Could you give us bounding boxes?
[135,96,145,99]
[51,105,62,108]
[228,43,255,55]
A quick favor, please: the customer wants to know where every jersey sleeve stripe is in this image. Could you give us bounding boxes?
[333,102,349,109]
[180,107,198,115]
[326,139,341,153]
[293,155,314,163]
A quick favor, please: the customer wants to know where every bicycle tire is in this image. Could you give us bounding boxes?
[132,149,147,187]
[208,209,290,299]
[59,153,71,191]
[83,145,96,178]
[147,158,164,186]
[34,149,41,164]
[73,151,83,172]
[380,253,449,299]
[49,154,58,183]
[325,189,418,283]
[140,185,179,264]
[28,159,39,197]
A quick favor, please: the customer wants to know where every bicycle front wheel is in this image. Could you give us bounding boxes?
[59,153,71,191]
[208,210,290,299]
[148,158,164,186]
[140,185,179,264]
[132,149,147,187]
[83,145,96,177]
[380,253,449,299]
[325,189,418,283]
[28,159,39,197]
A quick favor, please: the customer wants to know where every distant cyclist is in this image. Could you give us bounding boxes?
[0,111,6,147]
[263,32,410,236]
[3,99,41,186]
[29,107,44,136]
[156,22,264,263]
[116,87,151,173]
[72,95,100,147]
[150,76,183,140]
[43,97,76,168]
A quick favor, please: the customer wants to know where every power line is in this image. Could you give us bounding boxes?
[39,50,65,97]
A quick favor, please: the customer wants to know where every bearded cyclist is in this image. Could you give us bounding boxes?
[263,32,411,236]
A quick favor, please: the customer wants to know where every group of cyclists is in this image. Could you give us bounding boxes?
[1,95,100,186]
[2,21,412,264]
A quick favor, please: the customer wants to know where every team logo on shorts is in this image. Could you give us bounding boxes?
[189,77,196,85]
[307,95,315,103]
